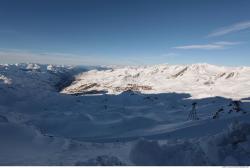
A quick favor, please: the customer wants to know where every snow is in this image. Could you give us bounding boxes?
[0,63,250,165]
[130,121,250,165]
[0,75,11,84]
[26,63,41,70]
[62,63,250,99]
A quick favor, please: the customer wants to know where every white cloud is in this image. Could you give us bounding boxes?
[0,49,168,66]
[174,44,223,50]
[208,21,250,37]
[0,49,107,65]
[174,41,240,50]
[213,41,241,45]
[0,48,182,66]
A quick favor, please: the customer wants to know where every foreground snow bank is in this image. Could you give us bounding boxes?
[75,155,126,166]
[130,121,250,166]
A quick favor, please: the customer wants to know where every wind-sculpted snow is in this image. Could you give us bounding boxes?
[130,121,250,165]
[0,63,250,165]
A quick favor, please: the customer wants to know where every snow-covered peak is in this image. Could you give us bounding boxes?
[62,64,250,99]
[0,75,12,84]
[26,63,41,70]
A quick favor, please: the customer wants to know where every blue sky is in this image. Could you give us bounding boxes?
[0,0,250,66]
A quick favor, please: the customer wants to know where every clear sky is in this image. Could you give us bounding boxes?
[0,0,250,66]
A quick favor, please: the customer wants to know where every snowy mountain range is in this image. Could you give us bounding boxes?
[62,63,250,99]
[0,63,250,165]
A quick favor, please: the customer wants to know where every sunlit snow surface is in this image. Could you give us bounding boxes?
[0,63,250,165]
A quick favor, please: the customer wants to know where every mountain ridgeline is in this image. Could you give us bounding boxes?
[61,63,250,99]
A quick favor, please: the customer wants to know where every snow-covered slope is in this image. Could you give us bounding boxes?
[62,63,250,99]
[0,63,250,165]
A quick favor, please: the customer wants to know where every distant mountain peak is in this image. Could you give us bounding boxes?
[61,63,250,99]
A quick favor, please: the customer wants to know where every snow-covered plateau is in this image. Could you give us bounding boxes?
[0,63,250,165]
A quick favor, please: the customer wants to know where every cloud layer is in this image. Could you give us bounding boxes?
[0,49,166,66]
[174,41,240,50]
[208,21,250,37]
[0,50,105,65]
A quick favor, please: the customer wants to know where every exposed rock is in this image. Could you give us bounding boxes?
[172,67,188,78]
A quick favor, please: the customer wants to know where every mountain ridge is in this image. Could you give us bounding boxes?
[61,63,250,99]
